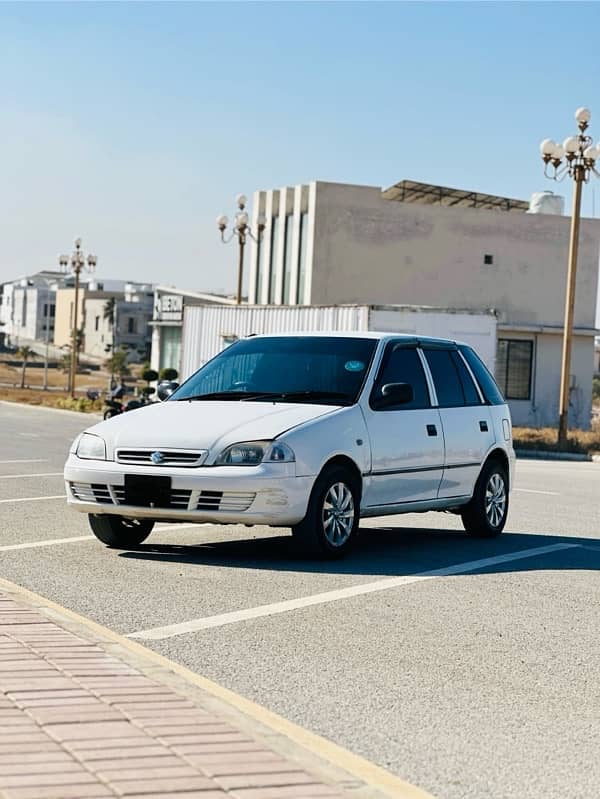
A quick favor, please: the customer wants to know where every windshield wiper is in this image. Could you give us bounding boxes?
[244,390,351,405]
[175,391,261,402]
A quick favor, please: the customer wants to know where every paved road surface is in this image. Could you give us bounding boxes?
[1,401,599,799]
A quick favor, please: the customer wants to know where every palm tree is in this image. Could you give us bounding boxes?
[16,346,36,389]
[103,298,118,350]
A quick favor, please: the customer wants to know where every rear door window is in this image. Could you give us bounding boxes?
[422,349,464,407]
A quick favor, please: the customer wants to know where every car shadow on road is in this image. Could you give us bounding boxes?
[118,525,600,577]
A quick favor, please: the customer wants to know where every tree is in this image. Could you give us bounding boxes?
[104,348,130,384]
[142,367,158,383]
[159,367,178,381]
[16,346,36,389]
[103,298,118,350]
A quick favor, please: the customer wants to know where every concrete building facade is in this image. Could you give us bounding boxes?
[150,286,236,375]
[248,180,600,428]
[0,271,64,349]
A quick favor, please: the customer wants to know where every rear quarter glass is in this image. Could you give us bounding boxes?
[458,345,506,405]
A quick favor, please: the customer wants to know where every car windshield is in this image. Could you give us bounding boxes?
[171,336,378,405]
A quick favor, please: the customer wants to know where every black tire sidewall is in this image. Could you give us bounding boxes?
[88,515,154,547]
[293,466,360,557]
[462,461,509,537]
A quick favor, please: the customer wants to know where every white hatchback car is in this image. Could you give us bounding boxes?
[64,333,515,558]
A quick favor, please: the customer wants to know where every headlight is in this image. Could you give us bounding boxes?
[215,440,295,466]
[76,433,107,460]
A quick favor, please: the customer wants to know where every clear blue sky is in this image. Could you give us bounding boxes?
[1,1,600,296]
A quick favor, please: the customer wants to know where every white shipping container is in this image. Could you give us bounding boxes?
[180,304,497,379]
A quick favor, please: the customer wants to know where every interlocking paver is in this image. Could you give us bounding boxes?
[0,592,354,799]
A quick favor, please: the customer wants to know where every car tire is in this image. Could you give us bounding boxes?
[291,466,360,558]
[461,459,509,538]
[103,409,120,420]
[88,515,154,548]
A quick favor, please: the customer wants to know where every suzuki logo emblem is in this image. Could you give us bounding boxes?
[150,451,165,465]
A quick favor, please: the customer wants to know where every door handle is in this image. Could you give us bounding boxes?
[427,424,438,437]
[479,420,489,432]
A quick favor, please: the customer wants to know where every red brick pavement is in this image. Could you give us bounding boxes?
[0,594,349,799]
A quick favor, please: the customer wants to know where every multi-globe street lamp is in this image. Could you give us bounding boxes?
[217,195,266,304]
[59,238,97,398]
[540,107,599,447]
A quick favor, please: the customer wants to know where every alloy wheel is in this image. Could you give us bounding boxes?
[322,482,355,547]
[485,473,507,528]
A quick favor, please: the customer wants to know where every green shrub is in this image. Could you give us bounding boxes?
[159,367,178,381]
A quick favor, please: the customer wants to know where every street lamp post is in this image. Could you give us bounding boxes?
[540,107,600,447]
[59,239,97,398]
[217,195,266,304]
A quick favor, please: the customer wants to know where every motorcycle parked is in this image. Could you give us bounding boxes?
[103,391,151,420]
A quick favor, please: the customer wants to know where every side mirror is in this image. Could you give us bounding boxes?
[157,380,179,401]
[376,382,413,408]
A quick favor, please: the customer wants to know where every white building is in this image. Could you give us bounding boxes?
[0,271,64,349]
[247,179,600,428]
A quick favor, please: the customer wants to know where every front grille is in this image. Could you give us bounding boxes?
[116,449,207,467]
[197,491,256,512]
[71,482,192,510]
[70,483,254,513]
[70,482,113,504]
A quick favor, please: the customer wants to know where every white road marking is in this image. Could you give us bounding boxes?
[17,433,40,438]
[0,472,63,480]
[0,495,65,504]
[0,536,93,551]
[129,542,578,640]
[0,523,212,553]
[0,459,48,464]
[514,488,560,496]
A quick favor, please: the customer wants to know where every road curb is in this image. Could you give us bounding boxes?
[0,576,437,799]
[0,399,102,421]
[515,448,599,462]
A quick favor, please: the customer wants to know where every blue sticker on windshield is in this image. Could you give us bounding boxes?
[345,360,365,372]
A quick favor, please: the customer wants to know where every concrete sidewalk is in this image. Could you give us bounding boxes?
[0,592,356,799]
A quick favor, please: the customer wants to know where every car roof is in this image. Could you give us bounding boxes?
[245,331,467,347]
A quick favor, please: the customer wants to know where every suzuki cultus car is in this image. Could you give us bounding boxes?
[64,333,515,558]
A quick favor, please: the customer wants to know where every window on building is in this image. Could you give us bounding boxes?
[159,326,182,373]
[127,317,136,334]
[282,215,294,304]
[297,212,308,304]
[43,303,48,318]
[50,304,55,318]
[495,339,533,400]
[268,216,280,303]
[484,254,494,265]
[95,316,100,331]
[422,349,465,407]
[21,293,27,327]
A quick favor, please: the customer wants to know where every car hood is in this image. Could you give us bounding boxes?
[85,400,342,458]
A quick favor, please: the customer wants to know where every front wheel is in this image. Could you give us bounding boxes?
[103,409,120,420]
[461,460,509,538]
[88,515,154,548]
[291,466,360,558]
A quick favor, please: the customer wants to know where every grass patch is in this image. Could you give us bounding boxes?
[513,424,600,455]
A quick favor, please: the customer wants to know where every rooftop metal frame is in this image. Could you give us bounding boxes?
[382,179,529,213]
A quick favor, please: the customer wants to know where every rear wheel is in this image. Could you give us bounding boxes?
[461,460,509,538]
[88,515,154,548]
[291,466,360,558]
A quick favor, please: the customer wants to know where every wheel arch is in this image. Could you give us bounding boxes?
[483,448,510,489]
[319,455,364,501]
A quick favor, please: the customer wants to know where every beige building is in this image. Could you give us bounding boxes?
[54,282,153,362]
[248,180,600,429]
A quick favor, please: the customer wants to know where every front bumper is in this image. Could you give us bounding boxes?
[63,454,313,526]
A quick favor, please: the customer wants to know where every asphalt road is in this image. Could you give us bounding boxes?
[1,400,599,799]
